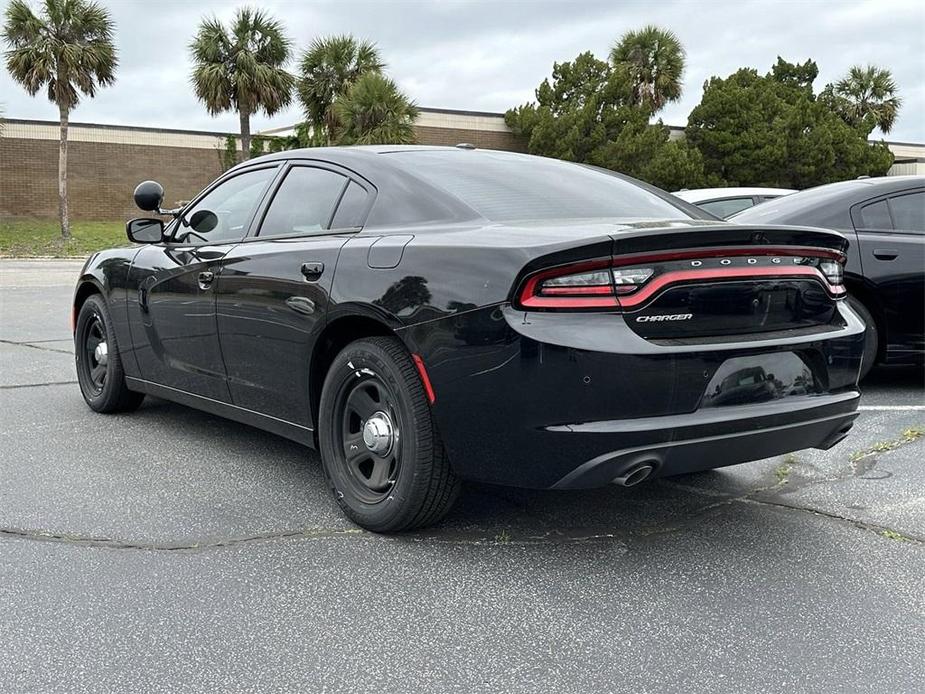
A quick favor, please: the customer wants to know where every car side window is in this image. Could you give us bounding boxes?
[258,167,348,237]
[176,167,277,243]
[857,199,892,231]
[887,191,924,233]
[330,181,370,229]
[698,197,755,218]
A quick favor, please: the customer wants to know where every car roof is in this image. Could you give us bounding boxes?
[729,175,925,230]
[673,187,797,203]
[229,145,710,226]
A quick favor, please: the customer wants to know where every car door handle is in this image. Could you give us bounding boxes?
[301,262,324,281]
[198,271,215,289]
[873,248,898,260]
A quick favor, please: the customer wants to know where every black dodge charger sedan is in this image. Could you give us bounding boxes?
[732,176,924,378]
[73,146,864,531]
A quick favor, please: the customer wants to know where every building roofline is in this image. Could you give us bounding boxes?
[876,139,925,147]
[1,117,236,138]
[418,106,510,118]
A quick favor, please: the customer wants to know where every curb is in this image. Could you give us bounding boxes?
[0,256,88,260]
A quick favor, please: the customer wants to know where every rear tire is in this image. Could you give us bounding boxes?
[318,336,460,532]
[848,296,879,380]
[75,294,145,413]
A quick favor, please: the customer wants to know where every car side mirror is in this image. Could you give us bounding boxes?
[133,180,165,212]
[126,218,165,244]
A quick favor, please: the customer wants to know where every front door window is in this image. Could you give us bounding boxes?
[175,167,278,243]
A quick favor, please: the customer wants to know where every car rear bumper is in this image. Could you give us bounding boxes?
[549,392,858,488]
[401,301,865,489]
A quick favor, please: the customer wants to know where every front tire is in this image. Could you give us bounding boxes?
[318,337,460,532]
[75,294,145,413]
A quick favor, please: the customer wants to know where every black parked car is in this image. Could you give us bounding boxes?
[732,176,924,377]
[73,147,864,531]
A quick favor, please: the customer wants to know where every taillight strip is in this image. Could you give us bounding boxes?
[515,247,846,311]
[540,285,614,296]
[521,295,620,308]
[616,266,844,308]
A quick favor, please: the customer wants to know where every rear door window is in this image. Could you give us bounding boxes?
[330,181,371,229]
[258,166,348,237]
[887,191,925,233]
[856,199,893,231]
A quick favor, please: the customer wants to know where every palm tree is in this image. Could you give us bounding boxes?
[3,0,117,239]
[610,25,685,113]
[829,65,901,135]
[333,72,417,145]
[190,7,294,161]
[298,35,385,145]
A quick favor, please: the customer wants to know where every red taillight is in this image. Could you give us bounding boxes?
[518,260,622,309]
[516,247,846,311]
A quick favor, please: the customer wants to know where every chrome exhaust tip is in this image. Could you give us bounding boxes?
[613,462,656,487]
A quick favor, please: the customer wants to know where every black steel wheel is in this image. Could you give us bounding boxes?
[81,312,108,394]
[336,373,402,503]
[318,336,460,532]
[75,294,145,413]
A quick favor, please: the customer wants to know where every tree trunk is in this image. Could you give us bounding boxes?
[326,108,336,146]
[239,110,251,161]
[58,103,70,239]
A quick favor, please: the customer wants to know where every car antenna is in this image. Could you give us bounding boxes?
[455,143,476,150]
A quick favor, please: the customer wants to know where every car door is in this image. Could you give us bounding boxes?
[214,161,374,425]
[127,165,280,400]
[851,188,925,359]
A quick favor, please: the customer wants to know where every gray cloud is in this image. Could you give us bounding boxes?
[1,0,922,141]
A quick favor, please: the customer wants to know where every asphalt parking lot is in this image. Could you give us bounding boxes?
[1,258,923,693]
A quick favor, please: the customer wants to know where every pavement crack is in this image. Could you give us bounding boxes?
[0,525,366,551]
[0,380,78,389]
[737,497,925,545]
[0,523,638,551]
[0,338,72,355]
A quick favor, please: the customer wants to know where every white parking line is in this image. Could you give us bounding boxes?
[858,405,925,411]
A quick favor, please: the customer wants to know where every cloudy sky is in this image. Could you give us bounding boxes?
[2,0,923,141]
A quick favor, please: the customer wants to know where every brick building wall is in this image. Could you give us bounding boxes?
[0,139,225,220]
[412,107,524,151]
[0,109,524,220]
[1,120,228,220]
[413,125,523,151]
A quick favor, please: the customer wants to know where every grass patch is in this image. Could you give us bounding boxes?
[775,454,799,485]
[849,426,924,462]
[880,529,915,543]
[0,219,127,257]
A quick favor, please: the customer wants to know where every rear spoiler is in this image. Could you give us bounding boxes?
[610,224,849,257]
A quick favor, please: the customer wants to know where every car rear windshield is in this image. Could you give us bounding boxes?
[385,150,693,222]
